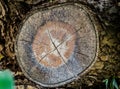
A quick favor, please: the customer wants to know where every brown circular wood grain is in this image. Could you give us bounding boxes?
[15,3,100,87]
[32,21,76,68]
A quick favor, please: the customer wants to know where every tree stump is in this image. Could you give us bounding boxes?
[15,3,100,87]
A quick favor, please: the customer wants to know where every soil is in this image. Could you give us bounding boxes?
[0,0,120,89]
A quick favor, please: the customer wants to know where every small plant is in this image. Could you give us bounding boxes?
[103,76,119,89]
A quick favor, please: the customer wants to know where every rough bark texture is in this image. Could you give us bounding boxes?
[0,0,120,89]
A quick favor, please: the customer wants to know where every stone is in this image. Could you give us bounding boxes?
[24,79,28,83]
[27,85,37,89]
[94,62,104,69]
[87,81,93,86]
[100,55,109,61]
[15,72,23,76]
[0,45,3,52]
[16,85,24,89]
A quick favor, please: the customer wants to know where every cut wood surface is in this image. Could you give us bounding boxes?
[16,3,99,87]
[0,0,119,88]
[32,21,76,68]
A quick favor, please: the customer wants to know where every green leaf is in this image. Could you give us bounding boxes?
[103,79,109,89]
[110,80,114,89]
[112,78,119,89]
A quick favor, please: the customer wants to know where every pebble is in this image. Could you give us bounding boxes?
[17,79,22,83]
[27,85,37,89]
[14,71,23,76]
[71,82,75,85]
[86,80,93,86]
[0,45,3,52]
[89,71,97,76]
[67,84,72,88]
[16,85,38,89]
[16,85,24,89]
[100,55,109,61]
[93,62,104,69]
[24,79,28,83]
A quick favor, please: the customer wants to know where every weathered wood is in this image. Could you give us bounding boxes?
[15,3,100,87]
